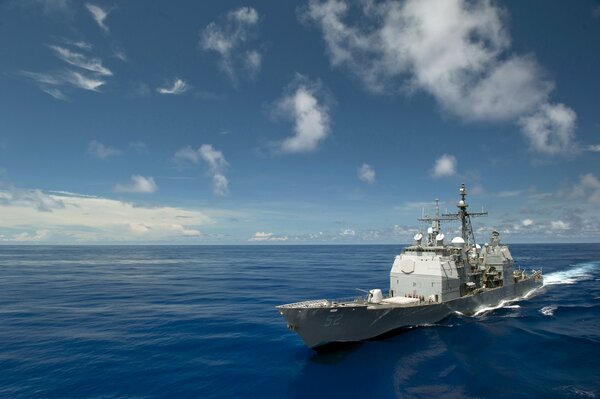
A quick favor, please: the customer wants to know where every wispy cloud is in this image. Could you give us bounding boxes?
[48,45,112,76]
[357,163,375,184]
[585,144,600,152]
[305,0,578,155]
[87,140,121,159]
[21,42,111,99]
[114,175,158,194]
[129,141,148,153]
[174,144,229,196]
[85,3,110,33]
[273,76,331,153]
[431,154,457,178]
[156,78,190,95]
[200,6,262,81]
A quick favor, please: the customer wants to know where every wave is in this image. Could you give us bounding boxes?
[543,261,599,286]
[540,305,557,316]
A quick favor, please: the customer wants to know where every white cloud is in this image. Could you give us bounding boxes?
[87,140,120,159]
[156,78,190,95]
[0,187,65,212]
[129,141,148,153]
[432,154,457,178]
[518,103,577,155]
[522,219,534,227]
[48,45,112,76]
[8,230,49,242]
[572,173,600,204]
[64,70,105,91]
[275,77,331,153]
[585,144,600,152]
[0,189,211,242]
[85,3,110,33]
[249,231,288,241]
[357,163,375,183]
[174,144,229,196]
[114,175,158,194]
[550,220,570,230]
[245,50,262,77]
[305,0,577,155]
[340,228,355,237]
[21,69,106,99]
[200,6,262,80]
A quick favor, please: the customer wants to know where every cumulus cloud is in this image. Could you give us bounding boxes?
[174,144,229,196]
[114,175,158,194]
[87,140,120,159]
[200,6,262,81]
[156,78,190,95]
[85,3,110,33]
[522,219,534,227]
[585,144,600,152]
[572,173,600,204]
[357,163,375,183]
[518,103,577,155]
[248,231,288,241]
[304,0,577,155]
[550,220,570,230]
[340,228,355,237]
[0,189,211,242]
[274,77,331,153]
[432,154,457,178]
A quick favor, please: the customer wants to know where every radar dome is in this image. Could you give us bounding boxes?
[451,236,465,247]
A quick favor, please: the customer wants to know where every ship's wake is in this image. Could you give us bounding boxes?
[471,288,539,317]
[543,261,599,286]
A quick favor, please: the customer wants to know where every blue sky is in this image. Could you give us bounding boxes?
[0,0,599,244]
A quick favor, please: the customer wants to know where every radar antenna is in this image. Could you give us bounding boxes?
[441,183,487,246]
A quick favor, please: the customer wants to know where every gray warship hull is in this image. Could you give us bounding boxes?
[278,278,541,349]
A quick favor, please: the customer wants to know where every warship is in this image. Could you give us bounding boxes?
[277,184,543,350]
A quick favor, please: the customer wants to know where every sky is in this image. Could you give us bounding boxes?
[0,0,599,244]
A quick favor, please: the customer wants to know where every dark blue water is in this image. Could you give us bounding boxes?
[0,244,598,398]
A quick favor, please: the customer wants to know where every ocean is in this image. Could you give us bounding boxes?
[0,244,598,398]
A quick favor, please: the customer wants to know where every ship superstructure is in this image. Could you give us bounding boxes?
[277,184,542,349]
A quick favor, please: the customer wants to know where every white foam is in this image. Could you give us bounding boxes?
[504,305,520,309]
[540,305,557,316]
[473,299,513,317]
[543,262,599,286]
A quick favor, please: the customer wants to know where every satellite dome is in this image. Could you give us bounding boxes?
[435,233,445,241]
[458,200,465,207]
[413,233,423,241]
[427,227,434,234]
[451,236,465,247]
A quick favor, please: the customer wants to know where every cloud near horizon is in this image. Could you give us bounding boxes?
[0,189,210,242]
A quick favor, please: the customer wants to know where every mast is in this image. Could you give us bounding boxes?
[442,183,487,246]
